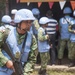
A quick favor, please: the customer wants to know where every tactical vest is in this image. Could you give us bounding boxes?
[38,27,50,52]
[4,28,32,62]
[59,15,73,39]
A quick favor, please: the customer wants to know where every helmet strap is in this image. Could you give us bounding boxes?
[17,23,21,30]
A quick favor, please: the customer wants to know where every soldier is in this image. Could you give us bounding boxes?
[58,7,73,65]
[31,8,41,64]
[11,9,17,20]
[10,9,18,26]
[0,9,37,75]
[1,15,14,30]
[38,17,50,75]
[68,10,75,67]
[0,15,15,71]
[31,8,40,38]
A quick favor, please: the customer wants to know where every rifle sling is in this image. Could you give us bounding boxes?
[64,16,73,26]
[19,32,28,61]
[3,32,28,61]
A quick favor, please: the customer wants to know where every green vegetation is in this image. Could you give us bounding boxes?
[0,0,6,10]
[0,0,6,24]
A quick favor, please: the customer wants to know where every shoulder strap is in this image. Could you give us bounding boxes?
[19,32,28,61]
[64,16,72,26]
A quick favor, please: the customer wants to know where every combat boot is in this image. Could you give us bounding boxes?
[38,69,48,75]
[68,60,75,67]
[38,68,42,75]
[58,59,62,65]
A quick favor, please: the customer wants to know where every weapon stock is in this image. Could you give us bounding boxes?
[3,41,24,75]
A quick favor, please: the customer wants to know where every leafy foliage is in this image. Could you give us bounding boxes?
[0,0,6,24]
[0,0,6,10]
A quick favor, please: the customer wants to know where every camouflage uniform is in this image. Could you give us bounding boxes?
[38,27,50,71]
[40,52,50,70]
[58,39,70,59]
[30,19,40,38]
[0,30,8,66]
[58,15,73,62]
[68,23,75,60]
[0,49,9,67]
[57,7,74,65]
[30,19,40,64]
[0,28,37,75]
[67,19,75,67]
[33,20,40,31]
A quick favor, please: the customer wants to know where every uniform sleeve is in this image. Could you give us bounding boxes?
[24,35,38,73]
[68,25,74,33]
[0,28,10,41]
[33,20,40,30]
[0,49,9,66]
[0,29,9,66]
[38,28,48,41]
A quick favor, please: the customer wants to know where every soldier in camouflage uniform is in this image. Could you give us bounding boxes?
[1,15,14,30]
[58,7,73,65]
[68,10,75,67]
[31,8,41,64]
[0,9,37,75]
[38,17,50,75]
[31,8,40,38]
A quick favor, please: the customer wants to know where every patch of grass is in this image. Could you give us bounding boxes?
[32,70,75,75]
[48,71,75,75]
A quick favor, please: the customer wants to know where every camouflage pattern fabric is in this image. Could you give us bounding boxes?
[40,52,50,70]
[58,39,70,59]
[68,42,75,60]
[0,28,10,66]
[0,28,38,75]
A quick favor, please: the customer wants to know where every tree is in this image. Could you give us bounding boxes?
[0,0,6,24]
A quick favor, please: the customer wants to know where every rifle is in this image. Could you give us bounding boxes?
[2,32,28,75]
[3,41,24,75]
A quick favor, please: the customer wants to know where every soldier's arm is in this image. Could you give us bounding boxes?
[33,20,40,30]
[0,49,9,66]
[38,28,48,41]
[0,30,9,66]
[0,29,13,69]
[68,25,74,33]
[0,48,13,69]
[24,35,37,73]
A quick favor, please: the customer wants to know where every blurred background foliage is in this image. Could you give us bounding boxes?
[0,0,6,24]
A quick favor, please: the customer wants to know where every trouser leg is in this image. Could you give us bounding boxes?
[68,42,75,67]
[58,39,67,65]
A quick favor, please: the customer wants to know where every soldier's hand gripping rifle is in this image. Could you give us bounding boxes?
[2,31,28,75]
[64,17,75,29]
[3,41,24,75]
